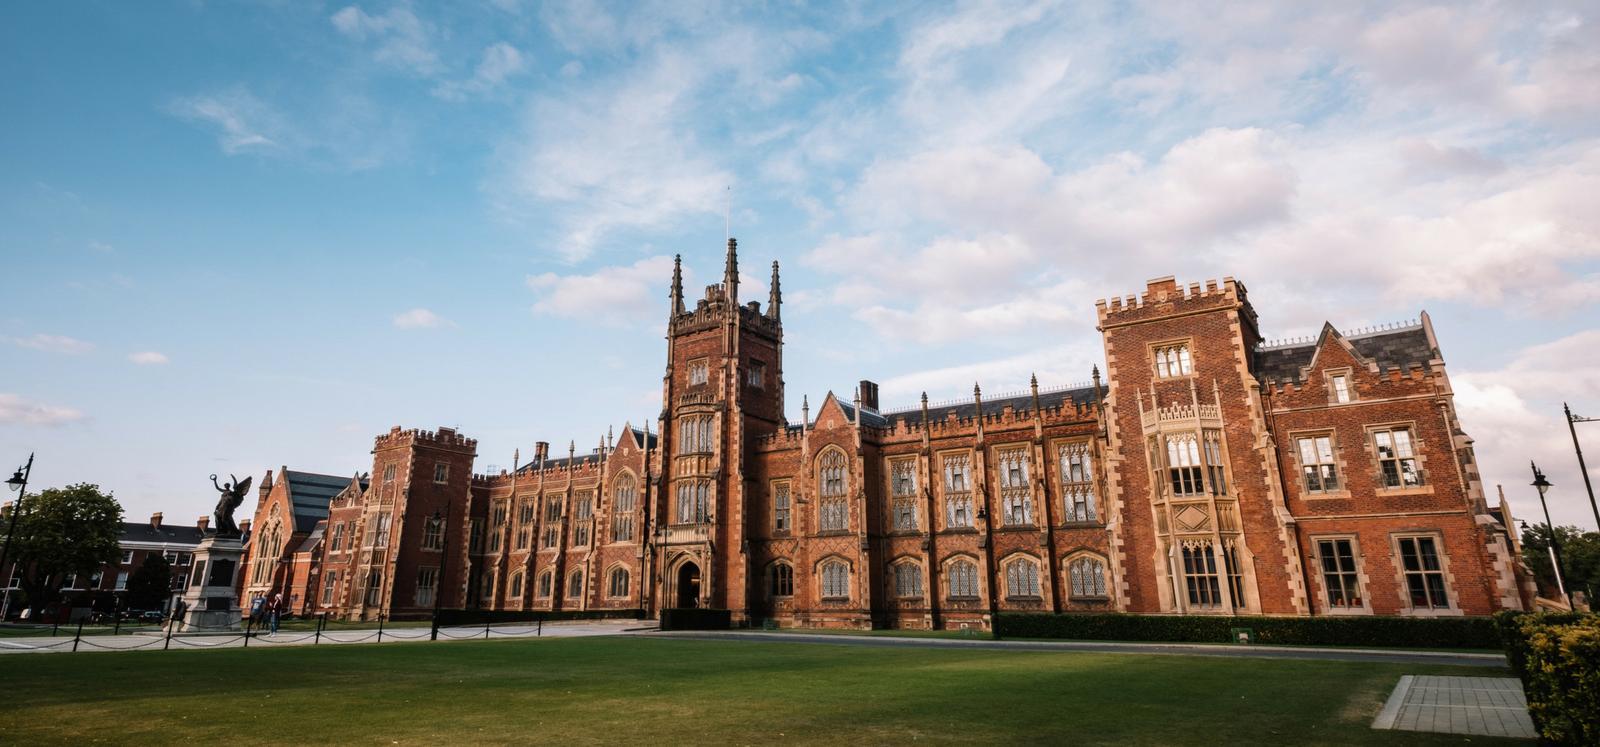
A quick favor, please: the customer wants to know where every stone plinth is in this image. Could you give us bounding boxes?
[182,534,244,631]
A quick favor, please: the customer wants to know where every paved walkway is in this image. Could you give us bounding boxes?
[0,619,647,654]
[1372,675,1536,739]
[653,630,1509,667]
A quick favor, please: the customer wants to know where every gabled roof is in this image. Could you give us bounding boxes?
[119,522,205,547]
[284,470,364,533]
[1254,323,1436,384]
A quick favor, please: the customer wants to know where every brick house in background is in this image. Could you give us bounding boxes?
[246,239,1534,627]
[2,511,207,620]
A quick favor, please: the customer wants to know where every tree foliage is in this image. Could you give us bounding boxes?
[125,553,172,611]
[9,483,123,614]
[1522,524,1600,603]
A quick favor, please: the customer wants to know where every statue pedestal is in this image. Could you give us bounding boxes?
[182,535,244,632]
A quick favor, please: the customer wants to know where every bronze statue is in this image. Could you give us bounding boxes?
[209,473,252,538]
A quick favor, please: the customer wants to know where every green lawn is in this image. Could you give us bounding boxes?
[1,636,1519,745]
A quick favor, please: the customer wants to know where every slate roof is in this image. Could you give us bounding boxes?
[284,471,363,533]
[1254,325,1437,384]
[119,521,205,547]
[293,521,325,554]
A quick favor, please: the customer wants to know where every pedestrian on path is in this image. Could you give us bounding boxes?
[269,592,284,635]
[168,598,188,633]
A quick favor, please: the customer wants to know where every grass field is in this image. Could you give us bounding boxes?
[1,635,1518,745]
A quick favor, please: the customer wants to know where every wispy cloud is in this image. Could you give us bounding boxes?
[528,255,683,325]
[0,394,87,426]
[432,42,529,101]
[128,351,169,365]
[168,88,282,154]
[8,334,94,354]
[330,5,440,75]
[392,308,451,329]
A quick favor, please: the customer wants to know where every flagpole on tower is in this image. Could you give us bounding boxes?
[724,184,731,241]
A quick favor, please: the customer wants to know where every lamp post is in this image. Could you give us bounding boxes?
[976,506,1000,640]
[429,502,449,640]
[1563,403,1600,531]
[1530,462,1573,609]
[0,454,34,621]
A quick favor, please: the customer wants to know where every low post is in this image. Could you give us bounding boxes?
[314,613,324,645]
[243,614,252,647]
[430,608,439,642]
[164,616,176,650]
[538,617,542,637]
[114,613,121,636]
[72,618,84,652]
[484,622,490,640]
[377,614,385,643]
[52,617,59,636]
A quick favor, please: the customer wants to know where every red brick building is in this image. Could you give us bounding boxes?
[271,240,1531,626]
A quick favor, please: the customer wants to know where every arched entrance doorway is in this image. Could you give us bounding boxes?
[676,561,701,609]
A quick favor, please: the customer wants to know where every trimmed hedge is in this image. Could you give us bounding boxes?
[1495,611,1599,744]
[996,612,1499,649]
[434,608,644,627]
[660,607,731,631]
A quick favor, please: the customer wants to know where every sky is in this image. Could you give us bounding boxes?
[2,1,1598,530]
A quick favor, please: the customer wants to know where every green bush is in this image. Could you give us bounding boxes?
[996,612,1499,649]
[659,608,731,631]
[433,608,644,627]
[1500,613,1600,744]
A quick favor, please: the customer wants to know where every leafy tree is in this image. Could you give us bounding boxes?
[8,483,123,616]
[124,553,172,611]
[1521,523,1600,604]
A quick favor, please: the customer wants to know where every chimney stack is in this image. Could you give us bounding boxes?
[150,512,163,530]
[535,441,550,464]
[196,515,209,532]
[858,380,880,411]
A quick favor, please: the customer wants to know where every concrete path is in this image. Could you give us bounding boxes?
[1372,675,1536,739]
[653,630,1508,667]
[0,619,647,654]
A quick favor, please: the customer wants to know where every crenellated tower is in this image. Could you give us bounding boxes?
[656,238,784,616]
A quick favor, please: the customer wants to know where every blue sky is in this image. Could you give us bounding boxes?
[2,1,1598,528]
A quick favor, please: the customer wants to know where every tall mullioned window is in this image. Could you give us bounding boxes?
[1154,343,1192,378]
[819,450,848,532]
[890,459,918,530]
[1005,557,1041,598]
[1373,427,1422,488]
[893,562,923,598]
[423,516,445,551]
[611,476,636,542]
[573,492,593,546]
[1397,536,1450,609]
[997,448,1033,526]
[1316,538,1363,608]
[678,415,714,454]
[416,567,438,607]
[676,482,710,524]
[1331,373,1352,403]
[943,454,973,528]
[688,360,708,386]
[820,561,849,599]
[1069,557,1107,598]
[1203,430,1228,495]
[542,496,562,548]
[1182,544,1221,608]
[1059,441,1097,523]
[947,560,978,598]
[773,482,791,532]
[768,562,794,597]
[1297,435,1340,493]
[608,568,629,598]
[1165,434,1204,496]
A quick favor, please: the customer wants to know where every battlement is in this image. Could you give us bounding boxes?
[1096,276,1248,323]
[374,425,478,451]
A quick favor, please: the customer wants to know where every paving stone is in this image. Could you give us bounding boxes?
[1372,675,1536,739]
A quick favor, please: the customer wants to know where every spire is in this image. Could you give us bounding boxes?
[724,237,739,306]
[768,260,781,321]
[669,254,684,317]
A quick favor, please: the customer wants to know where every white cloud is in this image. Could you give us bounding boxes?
[8,334,94,354]
[393,308,450,329]
[128,351,169,365]
[331,6,439,75]
[168,88,281,154]
[527,255,683,325]
[433,42,529,101]
[0,394,86,426]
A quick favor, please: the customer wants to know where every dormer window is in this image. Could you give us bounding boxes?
[1154,343,1192,378]
[688,359,708,386]
[1331,373,1351,404]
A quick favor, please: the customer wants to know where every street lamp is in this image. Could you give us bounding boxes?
[976,506,1000,640]
[0,453,35,621]
[429,502,449,641]
[1531,462,1574,609]
[1563,403,1600,531]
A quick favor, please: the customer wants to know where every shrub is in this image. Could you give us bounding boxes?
[659,608,731,631]
[996,612,1499,649]
[1501,613,1600,744]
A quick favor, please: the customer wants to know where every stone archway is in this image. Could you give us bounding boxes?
[676,561,701,609]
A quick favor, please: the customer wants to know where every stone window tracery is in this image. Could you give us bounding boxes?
[567,570,583,599]
[890,459,918,531]
[892,561,923,598]
[768,562,794,597]
[943,454,973,528]
[676,481,710,524]
[1004,556,1041,598]
[947,559,979,599]
[1059,442,1097,523]
[1068,556,1107,598]
[819,450,848,532]
[688,359,708,386]
[611,476,636,542]
[997,448,1033,526]
[1166,434,1203,496]
[773,482,791,533]
[1182,543,1221,608]
[1154,343,1192,378]
[608,567,630,598]
[574,491,593,546]
[820,560,850,599]
[678,415,714,455]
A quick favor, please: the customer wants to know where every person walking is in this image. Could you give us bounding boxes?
[168,597,188,633]
[269,592,284,635]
